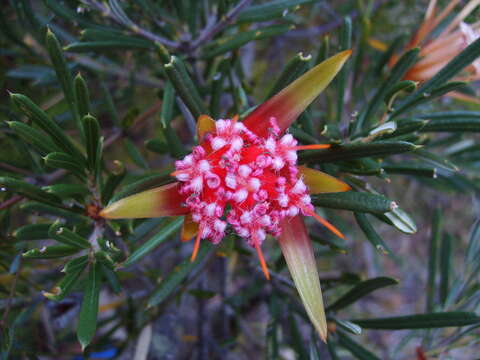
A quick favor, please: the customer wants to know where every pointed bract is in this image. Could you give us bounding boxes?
[197,115,216,143]
[243,50,352,137]
[278,216,328,342]
[299,166,351,194]
[100,182,188,219]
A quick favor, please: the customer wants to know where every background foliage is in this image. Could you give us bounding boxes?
[1,0,480,359]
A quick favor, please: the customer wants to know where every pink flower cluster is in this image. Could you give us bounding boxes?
[174,117,314,246]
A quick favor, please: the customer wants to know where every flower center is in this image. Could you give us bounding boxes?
[174,117,314,246]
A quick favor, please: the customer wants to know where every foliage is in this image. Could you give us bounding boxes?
[0,0,479,358]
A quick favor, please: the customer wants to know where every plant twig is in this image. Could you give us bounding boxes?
[189,0,253,51]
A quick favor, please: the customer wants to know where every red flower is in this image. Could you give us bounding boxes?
[101,50,352,341]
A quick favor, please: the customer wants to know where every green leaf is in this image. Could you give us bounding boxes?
[164,56,207,119]
[334,318,362,335]
[336,16,352,124]
[0,176,61,206]
[82,114,101,172]
[327,277,398,312]
[62,255,89,273]
[101,161,126,204]
[412,148,458,172]
[44,258,87,301]
[123,217,183,267]
[8,121,61,155]
[201,24,292,59]
[300,141,417,163]
[48,222,91,249]
[393,36,480,115]
[160,80,175,127]
[99,263,122,295]
[382,163,437,178]
[124,138,149,169]
[351,312,480,329]
[237,0,314,23]
[419,118,480,132]
[145,138,168,154]
[22,244,80,259]
[147,242,214,307]
[380,118,427,139]
[65,40,152,52]
[426,209,442,312]
[74,73,90,120]
[77,261,102,350]
[13,223,51,240]
[267,52,312,99]
[439,233,453,306]
[312,192,395,215]
[354,48,419,132]
[43,183,90,198]
[382,207,417,234]
[20,201,89,223]
[44,152,86,178]
[10,93,84,161]
[354,213,392,254]
[46,28,79,127]
[337,331,381,360]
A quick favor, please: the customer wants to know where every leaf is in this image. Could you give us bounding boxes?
[48,222,91,249]
[46,28,79,127]
[0,176,61,206]
[22,244,80,259]
[123,217,183,267]
[74,73,90,119]
[300,141,417,163]
[439,233,453,306]
[164,56,206,119]
[44,152,86,178]
[65,40,152,52]
[77,261,102,350]
[327,277,398,312]
[237,0,314,23]
[393,36,480,115]
[381,207,417,234]
[382,163,437,178]
[43,183,90,198]
[337,331,381,360]
[354,48,419,132]
[312,192,395,214]
[43,258,87,301]
[8,121,61,155]
[82,114,101,172]
[10,93,84,161]
[101,161,126,204]
[334,318,362,335]
[267,52,312,99]
[336,16,352,124]
[13,223,51,240]
[201,24,293,59]
[20,201,89,223]
[354,213,392,254]
[351,312,480,329]
[426,209,442,312]
[147,242,213,307]
[420,118,480,132]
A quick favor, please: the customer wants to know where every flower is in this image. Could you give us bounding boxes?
[395,0,480,83]
[100,50,352,341]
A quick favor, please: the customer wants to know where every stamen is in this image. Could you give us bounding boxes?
[254,237,270,280]
[303,207,345,239]
[190,228,202,262]
[292,144,331,151]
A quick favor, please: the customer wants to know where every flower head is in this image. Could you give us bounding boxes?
[100,50,352,341]
[397,0,480,83]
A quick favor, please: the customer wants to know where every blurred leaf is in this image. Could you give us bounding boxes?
[312,192,395,214]
[8,121,61,155]
[147,242,213,307]
[352,312,480,329]
[77,261,102,350]
[354,213,392,254]
[123,217,183,267]
[393,37,480,116]
[237,0,314,23]
[327,277,398,312]
[22,244,80,259]
[48,221,91,249]
[440,233,453,306]
[300,141,417,163]
[337,331,381,360]
[202,24,292,59]
[426,209,442,312]
[14,223,51,240]
[0,176,61,206]
[334,318,362,335]
[267,52,312,99]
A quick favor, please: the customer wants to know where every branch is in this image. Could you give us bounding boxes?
[189,0,253,51]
